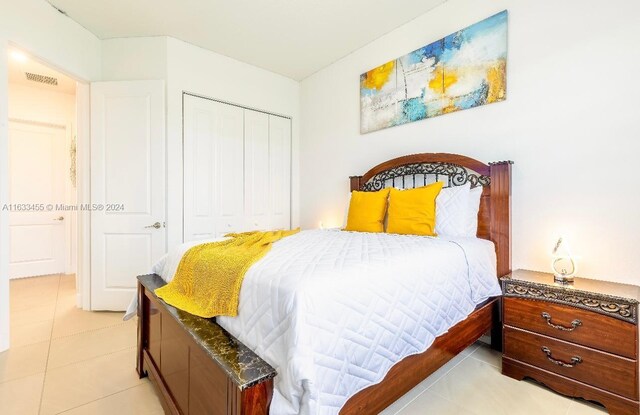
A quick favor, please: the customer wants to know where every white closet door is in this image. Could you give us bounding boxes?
[269,115,292,230]
[183,95,244,241]
[244,110,270,231]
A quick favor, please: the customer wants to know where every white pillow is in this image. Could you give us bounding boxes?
[435,182,471,236]
[464,185,483,237]
[435,183,483,237]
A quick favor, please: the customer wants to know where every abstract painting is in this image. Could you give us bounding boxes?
[360,10,508,134]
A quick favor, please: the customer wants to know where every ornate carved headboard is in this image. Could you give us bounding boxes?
[349,153,513,278]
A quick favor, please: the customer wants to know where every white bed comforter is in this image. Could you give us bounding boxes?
[139,229,500,414]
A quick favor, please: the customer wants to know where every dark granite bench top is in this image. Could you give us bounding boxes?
[138,274,277,390]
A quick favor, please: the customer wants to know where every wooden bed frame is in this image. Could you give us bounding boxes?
[137,153,512,415]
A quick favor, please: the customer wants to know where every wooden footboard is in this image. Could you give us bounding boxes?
[137,274,276,415]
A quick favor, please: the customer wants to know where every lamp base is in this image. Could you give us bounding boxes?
[554,274,574,284]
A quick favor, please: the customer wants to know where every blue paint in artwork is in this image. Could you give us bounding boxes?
[406,40,444,65]
[443,32,463,53]
[454,82,489,110]
[441,10,508,64]
[398,97,427,124]
[463,10,507,41]
[360,88,376,97]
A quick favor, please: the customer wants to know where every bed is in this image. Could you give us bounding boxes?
[136,153,513,415]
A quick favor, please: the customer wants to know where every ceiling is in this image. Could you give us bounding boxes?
[48,0,447,80]
[8,48,76,94]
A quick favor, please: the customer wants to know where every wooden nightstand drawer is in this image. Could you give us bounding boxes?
[504,297,637,359]
[504,326,638,400]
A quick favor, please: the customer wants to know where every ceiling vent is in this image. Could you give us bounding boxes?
[25,72,58,86]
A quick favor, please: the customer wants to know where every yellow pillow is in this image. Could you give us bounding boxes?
[387,182,444,236]
[344,189,390,233]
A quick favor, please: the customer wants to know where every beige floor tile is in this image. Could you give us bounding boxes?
[48,321,137,369]
[0,372,45,415]
[10,275,60,297]
[10,319,53,347]
[10,274,60,290]
[54,287,80,315]
[52,306,126,339]
[567,399,608,414]
[0,341,49,383]
[379,383,426,415]
[59,274,76,291]
[396,390,480,415]
[40,347,143,415]
[10,292,58,312]
[460,341,481,356]
[55,381,163,415]
[468,342,502,368]
[415,349,470,391]
[380,353,471,414]
[10,302,57,326]
[427,358,573,415]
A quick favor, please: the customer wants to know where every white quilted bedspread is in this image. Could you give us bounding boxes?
[149,229,500,415]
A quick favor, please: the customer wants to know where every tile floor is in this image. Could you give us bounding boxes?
[1,275,608,415]
[1,274,163,415]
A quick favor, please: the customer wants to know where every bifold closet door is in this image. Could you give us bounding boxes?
[244,111,292,231]
[183,95,291,243]
[183,95,244,241]
[244,110,270,231]
[268,115,292,230]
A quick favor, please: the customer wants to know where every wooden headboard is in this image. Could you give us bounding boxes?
[349,153,513,278]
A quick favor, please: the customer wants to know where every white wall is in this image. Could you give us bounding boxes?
[300,0,640,284]
[8,83,78,277]
[0,0,101,352]
[101,37,167,81]
[8,83,76,124]
[165,37,300,249]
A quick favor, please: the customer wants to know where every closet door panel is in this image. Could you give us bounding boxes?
[269,115,292,230]
[184,95,216,241]
[183,96,244,241]
[244,110,270,231]
[214,104,245,236]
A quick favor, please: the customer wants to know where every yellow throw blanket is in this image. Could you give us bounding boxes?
[155,229,299,318]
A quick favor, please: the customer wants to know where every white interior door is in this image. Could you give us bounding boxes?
[90,80,165,310]
[183,95,244,241]
[8,121,66,279]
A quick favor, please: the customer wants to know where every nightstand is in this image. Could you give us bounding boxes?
[501,269,640,415]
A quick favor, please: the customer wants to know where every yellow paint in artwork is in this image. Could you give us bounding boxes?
[442,100,459,114]
[486,61,507,103]
[362,61,395,90]
[428,66,458,94]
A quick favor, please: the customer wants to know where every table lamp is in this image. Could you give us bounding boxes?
[551,237,577,284]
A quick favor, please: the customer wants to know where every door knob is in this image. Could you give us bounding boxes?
[145,222,162,229]
[53,216,64,221]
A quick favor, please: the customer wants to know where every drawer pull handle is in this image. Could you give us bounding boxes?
[541,346,582,368]
[541,312,582,331]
